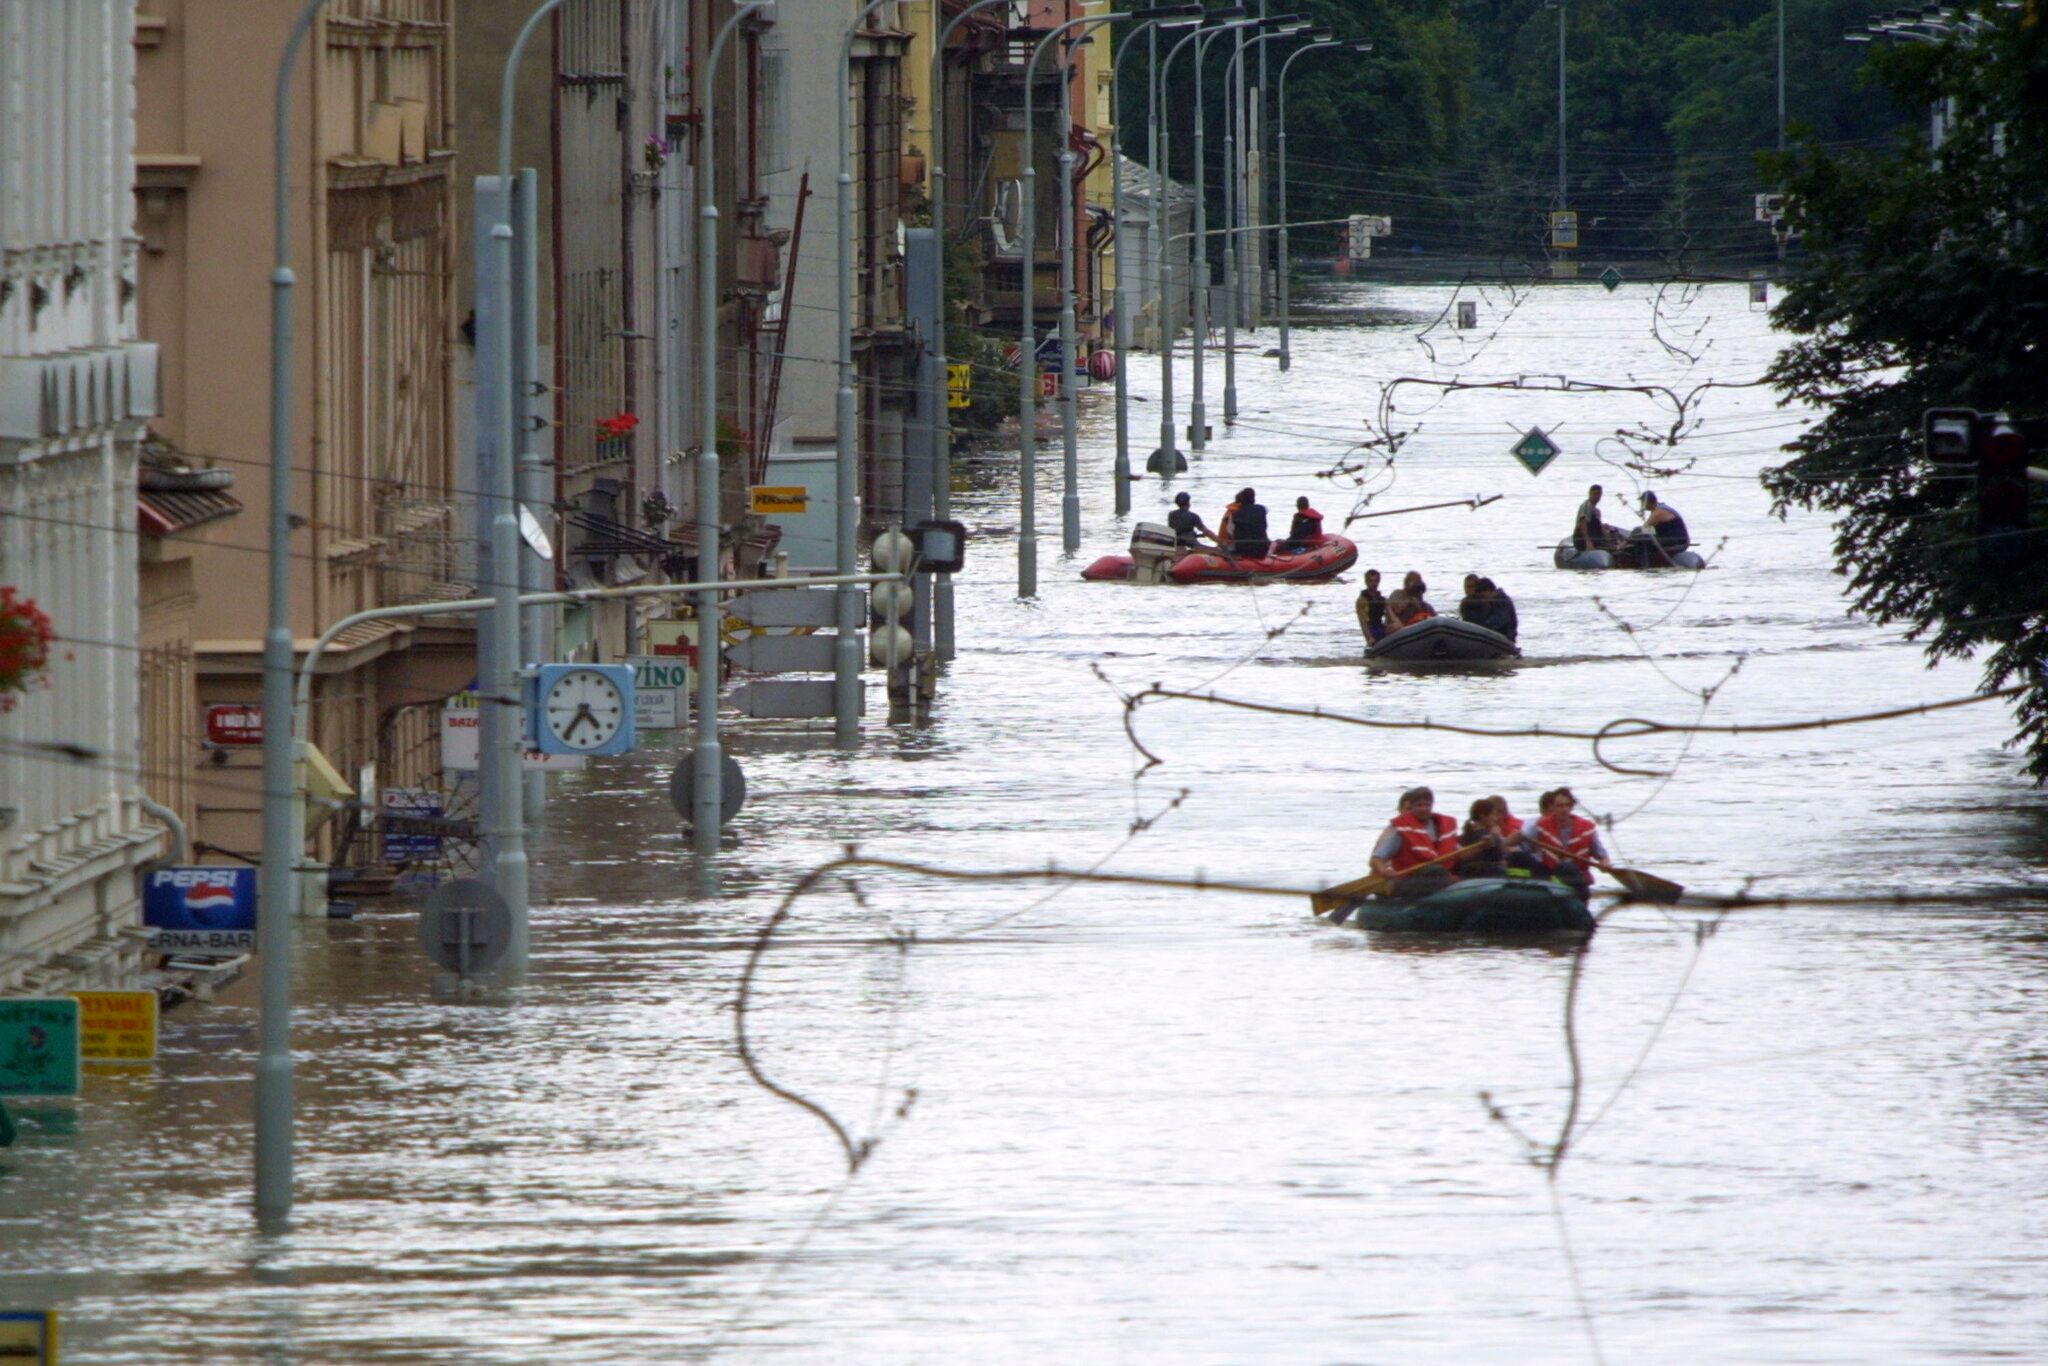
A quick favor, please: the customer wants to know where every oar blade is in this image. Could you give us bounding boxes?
[1613,867,1683,904]
[1312,873,1387,916]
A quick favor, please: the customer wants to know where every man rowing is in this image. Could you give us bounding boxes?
[1532,786,1607,892]
[1369,786,1459,898]
[1616,491,1693,568]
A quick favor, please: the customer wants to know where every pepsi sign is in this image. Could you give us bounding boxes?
[143,866,258,953]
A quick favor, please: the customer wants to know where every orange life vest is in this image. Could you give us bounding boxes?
[1502,814,1524,838]
[1389,810,1459,874]
[1537,812,1598,875]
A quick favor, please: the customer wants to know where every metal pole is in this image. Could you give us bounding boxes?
[1185,20,1258,450]
[1275,37,1341,373]
[1556,1,1567,205]
[1058,41,1082,554]
[1189,29,1212,451]
[515,169,549,822]
[695,4,767,853]
[1111,34,1133,516]
[1245,0,1261,327]
[1155,26,1185,469]
[929,0,1011,657]
[1019,14,1128,596]
[485,0,566,974]
[839,0,895,733]
[486,211,526,951]
[1221,25,1240,424]
[1776,0,1785,156]
[1110,22,1166,515]
[257,0,330,1229]
[1277,55,1292,371]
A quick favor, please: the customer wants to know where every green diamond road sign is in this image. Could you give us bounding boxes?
[1599,266,1623,292]
[1511,426,1562,476]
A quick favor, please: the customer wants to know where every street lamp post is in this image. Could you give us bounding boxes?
[1184,15,1271,452]
[1107,9,1202,516]
[927,0,1013,655]
[1550,0,1567,205]
[1150,9,1247,473]
[836,0,899,731]
[1056,35,1087,554]
[257,0,333,1232]
[1018,10,1134,595]
[1274,36,1366,373]
[692,2,770,854]
[1220,21,1308,417]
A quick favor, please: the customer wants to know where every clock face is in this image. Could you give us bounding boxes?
[543,669,627,751]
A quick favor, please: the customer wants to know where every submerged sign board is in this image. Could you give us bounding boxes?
[70,990,158,1064]
[440,687,585,772]
[0,1310,56,1366]
[0,998,81,1096]
[143,866,257,953]
[628,656,689,730]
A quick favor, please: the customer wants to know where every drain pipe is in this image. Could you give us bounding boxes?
[138,794,188,864]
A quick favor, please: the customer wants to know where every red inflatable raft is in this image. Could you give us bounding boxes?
[1082,532,1358,584]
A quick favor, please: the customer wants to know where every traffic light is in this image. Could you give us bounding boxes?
[869,528,914,669]
[1922,408,2036,569]
[1976,415,2030,570]
[1921,408,1976,466]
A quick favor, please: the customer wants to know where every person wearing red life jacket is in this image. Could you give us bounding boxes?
[1370,786,1460,897]
[1533,786,1608,892]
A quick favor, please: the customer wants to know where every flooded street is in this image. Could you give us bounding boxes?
[8,283,2048,1362]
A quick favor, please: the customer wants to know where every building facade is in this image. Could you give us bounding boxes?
[0,0,164,994]
[133,0,474,871]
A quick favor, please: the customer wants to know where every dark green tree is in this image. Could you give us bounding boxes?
[1761,8,2048,778]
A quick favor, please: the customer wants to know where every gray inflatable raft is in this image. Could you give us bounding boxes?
[1366,616,1519,663]
[1554,538,1705,570]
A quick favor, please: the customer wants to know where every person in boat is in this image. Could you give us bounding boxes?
[1456,797,1511,878]
[1458,573,1485,620]
[1458,573,1515,637]
[1617,491,1692,568]
[1355,568,1390,644]
[1496,795,1547,877]
[1468,577,1519,642]
[1166,491,1218,552]
[1227,486,1271,560]
[1370,786,1460,898]
[1384,571,1436,631]
[1573,484,1617,553]
[1277,496,1324,553]
[1533,786,1608,892]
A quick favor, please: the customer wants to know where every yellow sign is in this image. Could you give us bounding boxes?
[0,1310,56,1365]
[1549,210,1579,249]
[947,362,972,409]
[70,990,158,1063]
[749,485,808,515]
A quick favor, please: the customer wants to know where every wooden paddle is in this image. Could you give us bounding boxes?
[1311,841,1490,921]
[1530,835,1684,904]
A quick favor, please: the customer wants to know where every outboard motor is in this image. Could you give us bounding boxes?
[1129,522,1179,585]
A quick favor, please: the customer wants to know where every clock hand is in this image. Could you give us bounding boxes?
[563,704,595,739]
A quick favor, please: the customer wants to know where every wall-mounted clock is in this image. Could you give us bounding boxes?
[529,664,637,756]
